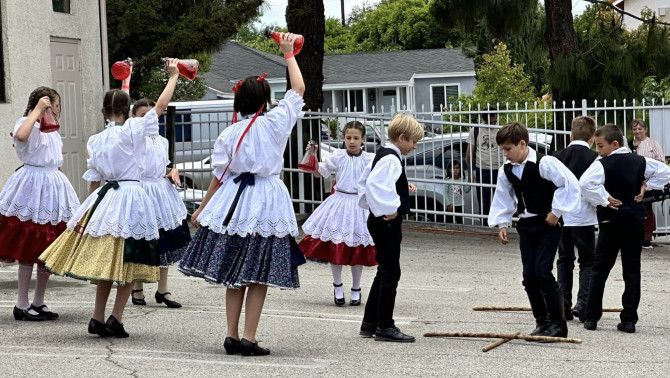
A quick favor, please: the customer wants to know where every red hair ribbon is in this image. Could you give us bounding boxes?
[257,73,268,82]
[232,80,243,93]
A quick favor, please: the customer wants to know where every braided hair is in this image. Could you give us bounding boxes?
[23,87,60,117]
[102,89,131,123]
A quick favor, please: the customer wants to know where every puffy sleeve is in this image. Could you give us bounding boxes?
[211,129,233,181]
[121,108,160,148]
[82,136,103,182]
[579,160,610,208]
[538,156,580,218]
[13,118,43,156]
[487,168,516,228]
[317,149,343,178]
[264,90,305,142]
[359,156,402,217]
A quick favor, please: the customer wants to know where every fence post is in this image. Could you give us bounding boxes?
[297,118,306,215]
[166,105,176,168]
[581,99,587,117]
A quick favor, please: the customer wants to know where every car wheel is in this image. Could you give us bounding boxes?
[180,176,195,190]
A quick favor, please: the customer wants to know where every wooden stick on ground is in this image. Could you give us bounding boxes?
[424,332,582,344]
[482,332,520,352]
[472,306,622,312]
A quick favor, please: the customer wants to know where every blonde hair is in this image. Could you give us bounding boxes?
[388,114,423,142]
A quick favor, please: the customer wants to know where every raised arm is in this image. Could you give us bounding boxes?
[280,33,305,96]
[16,97,50,142]
[154,59,180,117]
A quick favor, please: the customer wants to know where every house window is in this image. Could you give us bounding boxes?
[274,91,286,100]
[348,89,363,112]
[382,90,396,96]
[431,85,459,112]
[53,0,71,13]
[0,4,5,102]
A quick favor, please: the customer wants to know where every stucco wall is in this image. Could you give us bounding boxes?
[622,0,669,29]
[414,76,476,113]
[0,0,103,186]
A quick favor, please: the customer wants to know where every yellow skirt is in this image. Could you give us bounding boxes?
[39,229,160,285]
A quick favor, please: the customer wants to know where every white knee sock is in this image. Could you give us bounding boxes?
[331,264,344,298]
[351,265,363,300]
[32,268,51,307]
[17,264,33,310]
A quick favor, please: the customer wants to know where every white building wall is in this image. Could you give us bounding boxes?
[0,0,104,186]
[621,0,669,29]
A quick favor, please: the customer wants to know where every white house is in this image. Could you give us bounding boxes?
[611,0,670,29]
[202,42,476,115]
[0,0,106,197]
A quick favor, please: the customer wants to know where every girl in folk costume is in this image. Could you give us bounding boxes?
[299,121,376,306]
[0,87,80,321]
[39,60,181,338]
[179,33,305,356]
[129,99,191,309]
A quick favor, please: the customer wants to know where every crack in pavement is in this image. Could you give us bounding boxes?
[105,340,139,378]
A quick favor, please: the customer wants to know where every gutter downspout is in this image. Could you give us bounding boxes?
[99,0,109,93]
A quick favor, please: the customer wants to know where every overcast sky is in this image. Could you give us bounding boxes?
[259,0,591,27]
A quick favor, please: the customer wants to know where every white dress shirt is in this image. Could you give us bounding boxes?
[358,143,403,217]
[488,147,581,229]
[560,140,598,227]
[579,147,670,208]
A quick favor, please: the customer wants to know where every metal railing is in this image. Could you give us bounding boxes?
[164,99,670,235]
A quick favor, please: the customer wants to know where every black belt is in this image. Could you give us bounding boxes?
[223,173,255,227]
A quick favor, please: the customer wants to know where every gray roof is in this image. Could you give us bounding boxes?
[202,42,287,93]
[203,42,474,91]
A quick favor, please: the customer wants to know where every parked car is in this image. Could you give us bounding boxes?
[179,188,206,215]
[175,156,212,190]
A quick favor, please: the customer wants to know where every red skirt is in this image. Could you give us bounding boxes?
[299,236,377,267]
[0,215,67,265]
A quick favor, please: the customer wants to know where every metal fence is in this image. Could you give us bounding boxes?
[165,99,670,235]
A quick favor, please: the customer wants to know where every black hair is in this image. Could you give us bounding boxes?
[447,160,461,179]
[102,89,131,123]
[132,98,156,116]
[343,121,366,137]
[233,75,272,117]
[595,124,624,146]
[24,87,60,117]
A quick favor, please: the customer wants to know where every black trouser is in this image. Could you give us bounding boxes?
[557,225,595,308]
[517,217,562,294]
[363,215,403,329]
[449,205,463,224]
[586,220,643,324]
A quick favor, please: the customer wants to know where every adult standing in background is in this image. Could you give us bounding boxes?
[628,119,665,249]
[466,106,504,220]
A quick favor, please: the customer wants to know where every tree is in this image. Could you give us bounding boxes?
[106,0,264,100]
[351,0,461,51]
[471,43,536,105]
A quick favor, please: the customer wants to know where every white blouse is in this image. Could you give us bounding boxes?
[144,135,170,179]
[318,148,374,194]
[83,108,159,182]
[12,118,64,167]
[358,143,404,217]
[488,147,581,228]
[211,90,304,180]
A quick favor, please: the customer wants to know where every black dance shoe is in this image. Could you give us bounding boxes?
[88,318,113,338]
[617,322,635,333]
[360,321,376,338]
[155,291,182,308]
[530,320,550,336]
[13,306,46,321]
[240,338,271,356]
[374,327,415,342]
[131,289,146,306]
[540,321,568,338]
[584,320,597,331]
[106,315,130,338]
[224,337,241,355]
[571,302,586,322]
[30,304,58,320]
[333,283,345,306]
[350,288,362,306]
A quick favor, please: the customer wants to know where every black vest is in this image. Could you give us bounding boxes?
[553,144,598,180]
[503,152,557,216]
[371,147,410,215]
[597,153,647,222]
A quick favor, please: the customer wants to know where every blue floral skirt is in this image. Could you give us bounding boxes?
[158,220,191,267]
[178,227,300,289]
